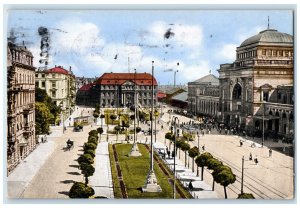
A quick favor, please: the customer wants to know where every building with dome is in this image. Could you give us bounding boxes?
[35,65,76,116]
[218,28,293,141]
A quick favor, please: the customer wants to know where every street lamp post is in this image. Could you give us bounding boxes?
[173,63,179,88]
[241,156,244,194]
[262,101,265,148]
[129,69,141,156]
[171,116,179,199]
[142,61,161,193]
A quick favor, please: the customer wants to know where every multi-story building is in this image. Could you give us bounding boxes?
[7,42,36,174]
[188,74,220,118]
[35,65,76,116]
[218,28,293,138]
[75,76,96,92]
[90,72,158,107]
[75,83,94,106]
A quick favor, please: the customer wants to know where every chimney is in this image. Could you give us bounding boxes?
[69,66,72,70]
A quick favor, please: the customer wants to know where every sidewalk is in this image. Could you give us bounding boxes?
[154,142,218,199]
[7,108,81,198]
[7,140,57,198]
[90,142,114,198]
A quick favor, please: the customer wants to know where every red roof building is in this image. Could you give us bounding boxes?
[89,72,158,108]
[96,72,157,86]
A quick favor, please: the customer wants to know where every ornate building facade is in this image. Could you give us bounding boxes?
[7,42,36,174]
[188,74,220,118]
[89,72,158,107]
[218,28,293,138]
[35,66,76,115]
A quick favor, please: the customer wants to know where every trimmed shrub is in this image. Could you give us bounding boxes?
[84,149,96,157]
[78,153,94,164]
[69,182,95,198]
[84,142,97,151]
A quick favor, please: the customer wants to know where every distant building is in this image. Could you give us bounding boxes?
[7,42,36,174]
[89,72,158,107]
[76,83,94,106]
[75,76,96,92]
[218,28,293,138]
[164,88,187,104]
[188,74,219,118]
[35,65,76,116]
[170,91,188,109]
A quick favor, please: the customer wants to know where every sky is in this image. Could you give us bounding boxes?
[6,9,293,85]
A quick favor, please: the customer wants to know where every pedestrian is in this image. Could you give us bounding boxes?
[240,140,243,147]
[188,180,193,191]
[254,155,258,164]
[202,144,205,151]
[269,149,272,157]
[249,152,252,160]
[41,136,44,143]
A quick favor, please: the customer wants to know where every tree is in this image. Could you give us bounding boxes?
[84,149,95,157]
[79,162,95,185]
[180,142,190,167]
[88,136,98,146]
[83,142,97,151]
[97,127,104,141]
[69,182,95,198]
[188,146,200,172]
[176,139,184,159]
[195,152,213,181]
[165,132,175,150]
[89,130,98,137]
[78,153,94,165]
[237,193,255,199]
[207,158,223,190]
[35,102,54,135]
[213,165,236,199]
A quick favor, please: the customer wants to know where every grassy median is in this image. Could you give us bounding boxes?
[112,143,190,199]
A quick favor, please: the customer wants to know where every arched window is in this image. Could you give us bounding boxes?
[232,84,242,100]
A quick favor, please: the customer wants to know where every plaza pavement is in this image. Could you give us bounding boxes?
[6,105,294,200]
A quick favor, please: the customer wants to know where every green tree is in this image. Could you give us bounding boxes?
[213,165,236,199]
[176,139,184,159]
[188,146,200,172]
[97,127,104,142]
[89,130,98,137]
[83,142,97,151]
[84,149,95,158]
[35,102,54,135]
[207,158,223,190]
[165,132,175,150]
[88,136,98,146]
[195,152,213,181]
[78,153,94,165]
[69,182,95,198]
[237,193,255,199]
[79,162,95,185]
[180,142,191,167]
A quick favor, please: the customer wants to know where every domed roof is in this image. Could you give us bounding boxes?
[240,29,293,47]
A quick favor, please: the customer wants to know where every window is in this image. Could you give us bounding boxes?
[35,82,39,87]
[42,74,45,78]
[263,91,269,102]
[52,74,56,78]
[42,82,45,88]
[52,91,56,97]
[35,74,38,77]
[262,49,266,55]
[277,92,281,100]
[273,50,277,56]
[278,50,283,56]
[52,81,56,88]
[285,51,289,57]
[267,50,272,56]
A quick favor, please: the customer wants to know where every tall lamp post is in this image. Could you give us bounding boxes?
[142,61,162,193]
[173,62,179,88]
[241,156,244,194]
[129,69,141,156]
[60,104,65,134]
[171,116,180,199]
[262,101,265,148]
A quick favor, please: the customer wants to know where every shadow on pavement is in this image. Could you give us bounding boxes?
[66,171,81,175]
[58,191,69,196]
[60,180,76,184]
[69,165,79,168]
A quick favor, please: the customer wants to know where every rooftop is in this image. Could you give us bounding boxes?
[240,29,293,47]
[190,74,219,86]
[96,72,157,86]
